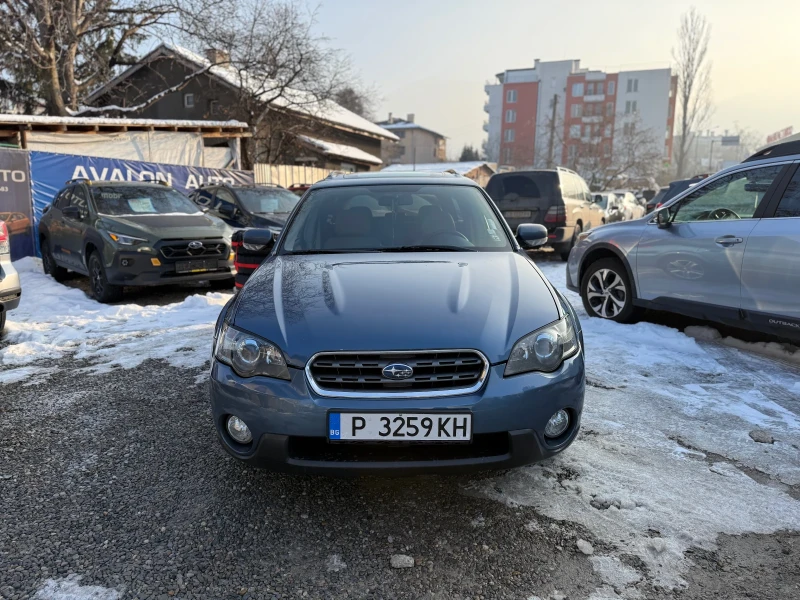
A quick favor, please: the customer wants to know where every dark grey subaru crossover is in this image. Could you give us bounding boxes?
[209,172,585,474]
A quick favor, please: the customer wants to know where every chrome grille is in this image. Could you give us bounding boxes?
[160,242,227,259]
[307,350,488,398]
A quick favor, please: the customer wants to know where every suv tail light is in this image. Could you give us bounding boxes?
[0,221,8,255]
[544,206,566,224]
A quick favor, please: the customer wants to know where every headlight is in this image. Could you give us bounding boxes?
[504,315,580,376]
[577,231,592,242]
[214,323,290,380]
[109,232,147,246]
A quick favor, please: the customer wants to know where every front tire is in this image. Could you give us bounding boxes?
[580,258,640,323]
[41,239,68,282]
[0,310,5,334]
[88,253,123,303]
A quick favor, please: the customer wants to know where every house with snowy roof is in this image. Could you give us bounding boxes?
[374,113,447,166]
[85,44,398,171]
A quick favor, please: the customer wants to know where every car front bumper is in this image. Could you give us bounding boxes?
[104,252,235,286]
[209,353,585,475]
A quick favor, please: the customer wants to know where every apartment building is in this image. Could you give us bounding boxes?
[484,59,676,172]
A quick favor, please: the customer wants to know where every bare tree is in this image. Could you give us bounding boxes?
[566,114,662,191]
[0,0,208,115]
[673,7,713,178]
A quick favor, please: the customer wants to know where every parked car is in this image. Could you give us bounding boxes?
[210,171,585,474]
[189,184,299,233]
[567,141,800,341]
[486,168,603,261]
[0,221,21,333]
[0,212,32,237]
[593,193,625,224]
[38,180,235,302]
[645,175,710,214]
[288,183,311,196]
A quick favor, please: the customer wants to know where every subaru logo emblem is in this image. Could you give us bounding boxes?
[382,363,414,380]
[188,241,203,250]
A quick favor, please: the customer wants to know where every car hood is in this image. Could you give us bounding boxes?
[232,252,560,367]
[98,213,231,241]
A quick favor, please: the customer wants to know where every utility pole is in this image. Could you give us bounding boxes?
[546,94,559,168]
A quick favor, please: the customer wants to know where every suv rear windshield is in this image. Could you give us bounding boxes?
[236,188,299,214]
[281,184,511,253]
[91,186,200,216]
[486,172,559,203]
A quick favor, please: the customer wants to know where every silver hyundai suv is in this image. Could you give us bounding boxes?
[566,141,800,342]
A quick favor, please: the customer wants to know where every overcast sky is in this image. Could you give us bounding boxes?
[317,0,798,159]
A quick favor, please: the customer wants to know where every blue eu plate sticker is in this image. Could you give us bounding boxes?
[328,413,341,440]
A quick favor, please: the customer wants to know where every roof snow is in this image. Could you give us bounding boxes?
[91,44,397,142]
[297,135,382,166]
[0,114,248,129]
[382,161,494,175]
[376,121,445,138]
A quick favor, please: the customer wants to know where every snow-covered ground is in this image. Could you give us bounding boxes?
[2,257,799,599]
[468,260,800,597]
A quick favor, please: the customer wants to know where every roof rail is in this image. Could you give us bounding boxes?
[743,140,800,163]
[65,177,92,185]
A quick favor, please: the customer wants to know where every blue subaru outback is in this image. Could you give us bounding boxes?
[209,172,585,475]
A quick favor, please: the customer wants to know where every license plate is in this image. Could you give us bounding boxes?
[328,413,472,442]
[176,259,216,274]
[504,210,532,219]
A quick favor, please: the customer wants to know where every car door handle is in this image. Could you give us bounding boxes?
[714,235,743,247]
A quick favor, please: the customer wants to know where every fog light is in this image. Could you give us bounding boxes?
[544,409,570,438]
[151,258,161,266]
[226,415,252,444]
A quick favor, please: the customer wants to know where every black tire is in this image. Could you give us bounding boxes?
[41,239,69,282]
[209,277,235,290]
[559,223,582,261]
[0,310,5,334]
[580,258,641,323]
[88,253,123,303]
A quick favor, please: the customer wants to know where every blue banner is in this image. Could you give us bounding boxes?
[29,151,254,247]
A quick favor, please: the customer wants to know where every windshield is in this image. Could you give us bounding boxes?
[91,186,200,216]
[281,184,512,253]
[236,188,299,214]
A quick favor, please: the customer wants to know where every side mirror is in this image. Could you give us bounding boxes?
[516,223,548,248]
[656,207,672,229]
[219,203,238,218]
[242,228,277,252]
[62,206,81,220]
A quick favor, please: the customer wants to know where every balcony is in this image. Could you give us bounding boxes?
[583,94,605,103]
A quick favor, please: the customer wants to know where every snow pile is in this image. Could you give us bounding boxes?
[685,325,800,367]
[34,574,120,599]
[0,258,230,382]
[467,259,800,593]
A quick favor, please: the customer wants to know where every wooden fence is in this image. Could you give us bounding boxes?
[254,164,332,187]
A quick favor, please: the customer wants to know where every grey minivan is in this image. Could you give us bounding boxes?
[567,141,800,341]
[487,168,604,261]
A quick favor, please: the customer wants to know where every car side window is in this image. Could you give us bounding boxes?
[774,168,800,218]
[671,165,784,223]
[54,189,71,210]
[70,186,89,218]
[214,188,238,213]
[192,188,215,209]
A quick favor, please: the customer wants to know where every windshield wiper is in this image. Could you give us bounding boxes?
[379,245,477,252]
[284,249,381,255]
